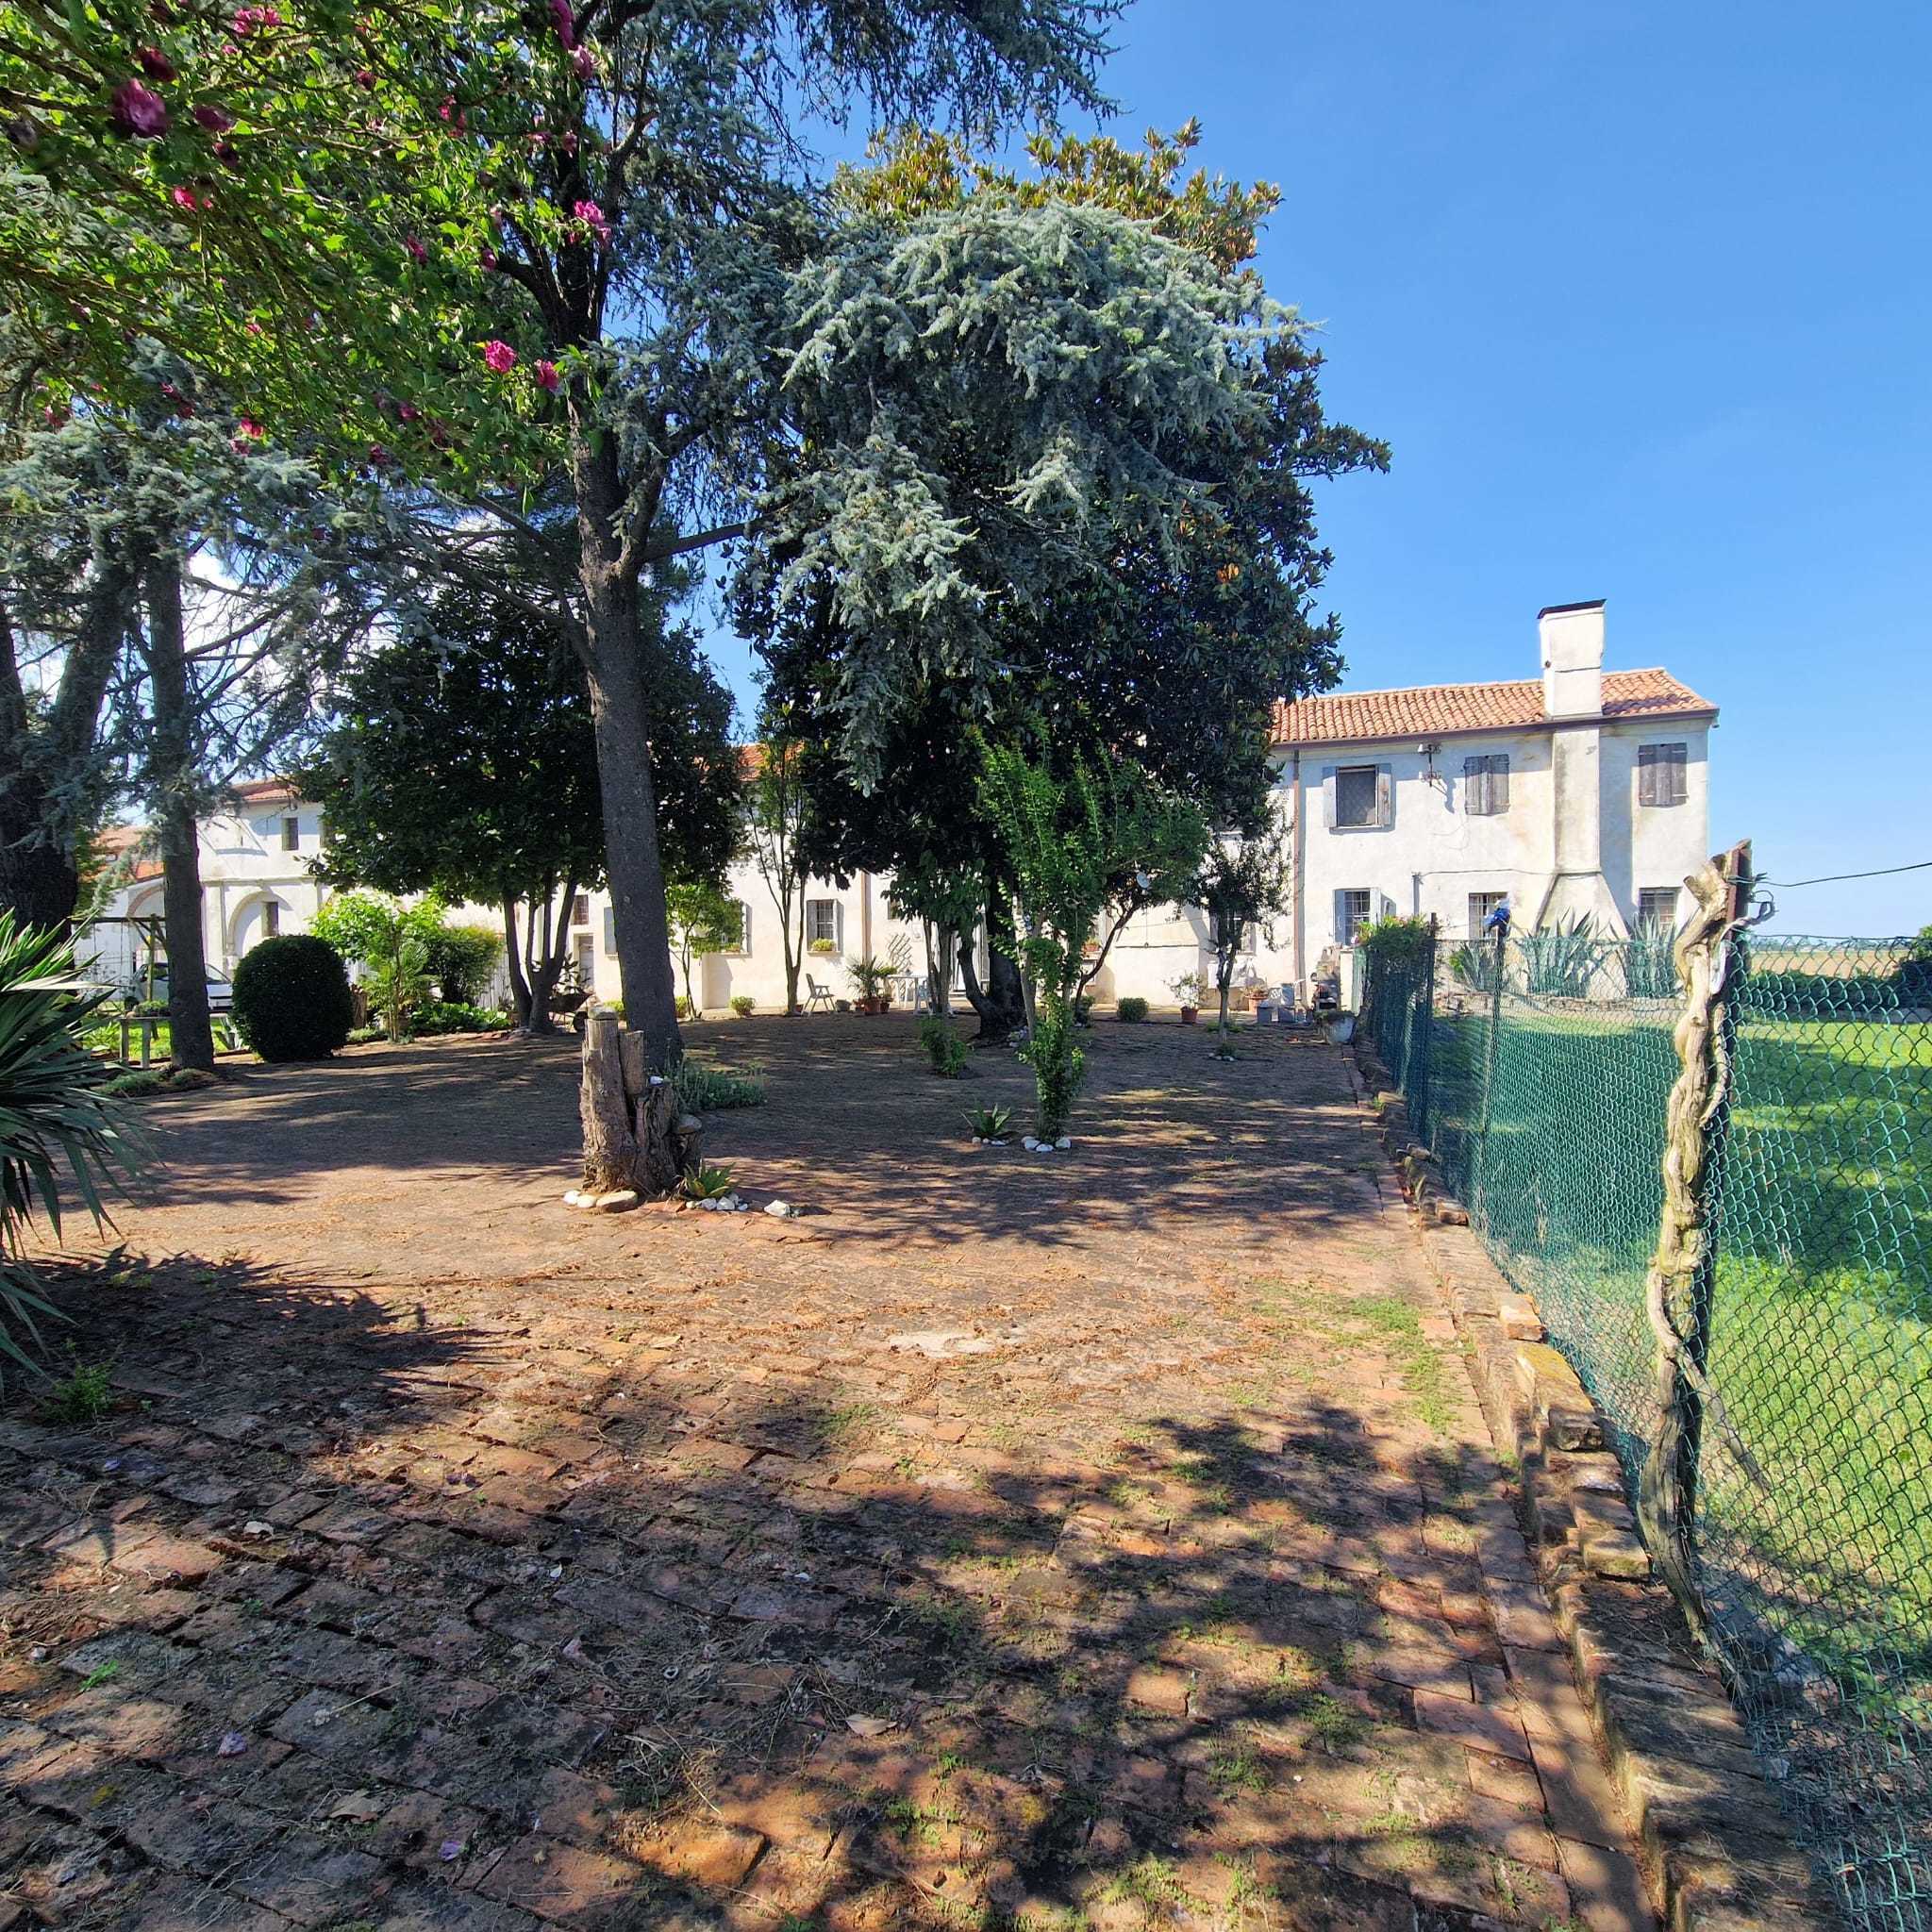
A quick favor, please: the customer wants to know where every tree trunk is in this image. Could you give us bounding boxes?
[959,898,1026,1044]
[141,553,216,1073]
[501,893,534,1028]
[0,564,127,932]
[573,440,680,1073]
[577,1008,704,1199]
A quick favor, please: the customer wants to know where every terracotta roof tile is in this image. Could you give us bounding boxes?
[1271,668,1715,747]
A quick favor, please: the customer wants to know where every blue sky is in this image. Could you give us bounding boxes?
[704,0,1932,936]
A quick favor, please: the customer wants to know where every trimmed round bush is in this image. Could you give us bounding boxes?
[231,935,356,1062]
[1116,995,1150,1024]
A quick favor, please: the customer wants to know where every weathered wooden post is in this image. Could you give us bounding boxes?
[575,1006,704,1206]
[1638,839,1751,1631]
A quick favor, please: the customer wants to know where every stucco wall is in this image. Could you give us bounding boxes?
[100,707,1714,1016]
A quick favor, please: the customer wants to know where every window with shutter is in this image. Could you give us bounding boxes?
[1638,742,1688,808]
[733,901,752,955]
[1463,754,1510,815]
[1335,765,1378,827]
[1338,889,1372,944]
[807,899,841,950]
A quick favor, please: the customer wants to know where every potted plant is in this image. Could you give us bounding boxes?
[808,937,837,958]
[848,955,891,1015]
[1170,971,1203,1025]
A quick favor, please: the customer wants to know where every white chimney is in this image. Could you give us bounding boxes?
[1540,600,1606,719]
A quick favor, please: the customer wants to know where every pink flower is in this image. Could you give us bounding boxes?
[405,235,426,263]
[534,359,560,392]
[214,140,240,168]
[236,416,263,438]
[397,401,420,422]
[243,318,262,334]
[549,0,575,48]
[477,243,498,270]
[355,67,375,88]
[135,45,176,80]
[572,44,592,78]
[170,185,199,210]
[572,198,609,243]
[481,339,517,374]
[42,404,69,427]
[192,102,234,131]
[367,442,390,465]
[109,78,170,138]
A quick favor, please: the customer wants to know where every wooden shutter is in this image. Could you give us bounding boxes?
[1638,744,1659,808]
[1374,765,1393,827]
[1666,742,1687,805]
[1464,755,1486,814]
[1491,755,1509,811]
[1321,766,1337,830]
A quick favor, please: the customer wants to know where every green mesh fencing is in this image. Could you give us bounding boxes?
[1360,927,1932,1930]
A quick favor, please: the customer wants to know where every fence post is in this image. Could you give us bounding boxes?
[1472,927,1508,1210]
[1638,839,1752,1632]
[1411,918,1438,1140]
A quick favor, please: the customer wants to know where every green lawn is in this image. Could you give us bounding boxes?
[1425,1000,1931,1700]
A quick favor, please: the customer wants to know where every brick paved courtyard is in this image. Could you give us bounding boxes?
[0,1016,1650,1929]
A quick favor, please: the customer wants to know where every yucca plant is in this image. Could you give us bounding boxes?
[0,918,136,1375]
[964,1103,1013,1142]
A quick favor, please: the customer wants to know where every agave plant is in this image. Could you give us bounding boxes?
[0,918,135,1374]
[679,1162,736,1202]
[1519,915,1611,998]
[1623,920,1679,999]
[964,1103,1013,1142]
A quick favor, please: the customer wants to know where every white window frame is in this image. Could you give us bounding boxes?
[806,899,842,953]
[1338,889,1373,946]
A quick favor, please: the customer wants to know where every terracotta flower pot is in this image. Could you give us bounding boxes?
[1180,1006,1198,1025]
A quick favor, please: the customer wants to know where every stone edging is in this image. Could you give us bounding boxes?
[1345,1042,1838,1932]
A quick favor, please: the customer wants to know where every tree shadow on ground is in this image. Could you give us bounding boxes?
[0,1244,1588,1931]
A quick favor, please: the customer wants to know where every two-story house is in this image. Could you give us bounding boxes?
[1273,598,1715,984]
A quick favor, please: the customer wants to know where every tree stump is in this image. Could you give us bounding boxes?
[579,1007,703,1198]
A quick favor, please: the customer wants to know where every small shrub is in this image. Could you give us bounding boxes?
[1019,998,1085,1141]
[48,1357,113,1424]
[412,1001,512,1037]
[102,1070,168,1098]
[232,936,355,1061]
[919,1016,969,1077]
[421,924,501,1006]
[679,1162,735,1202]
[672,1058,766,1112]
[1116,995,1149,1024]
[345,1024,385,1046]
[964,1103,1012,1141]
[729,994,756,1017]
[674,993,695,1019]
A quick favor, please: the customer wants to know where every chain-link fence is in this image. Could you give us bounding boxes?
[1361,924,1932,1931]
